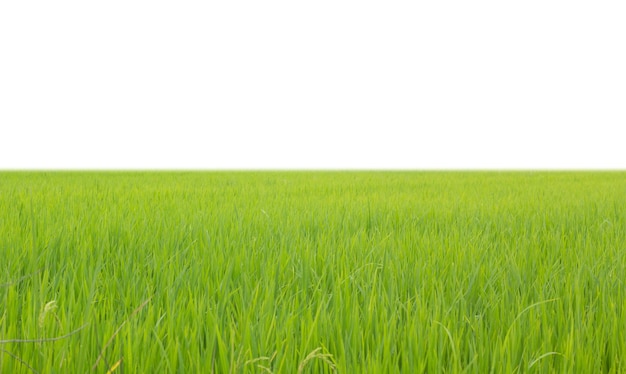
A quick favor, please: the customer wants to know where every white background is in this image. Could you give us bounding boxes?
[1,1,624,169]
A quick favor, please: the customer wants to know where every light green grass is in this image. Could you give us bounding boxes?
[0,171,624,372]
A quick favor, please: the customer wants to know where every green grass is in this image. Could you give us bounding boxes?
[0,171,624,373]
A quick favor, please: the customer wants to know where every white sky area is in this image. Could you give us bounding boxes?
[1,1,624,169]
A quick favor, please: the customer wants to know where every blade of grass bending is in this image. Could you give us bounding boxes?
[433,320,459,370]
[92,296,153,370]
[502,298,559,348]
[528,352,563,369]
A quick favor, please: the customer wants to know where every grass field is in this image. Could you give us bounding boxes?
[0,171,624,373]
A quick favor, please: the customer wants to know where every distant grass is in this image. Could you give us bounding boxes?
[0,171,624,372]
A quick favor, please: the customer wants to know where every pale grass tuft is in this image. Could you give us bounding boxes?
[106,358,123,374]
[297,347,336,373]
[243,352,276,373]
[38,300,59,328]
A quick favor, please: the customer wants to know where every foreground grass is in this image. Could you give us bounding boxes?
[0,171,624,372]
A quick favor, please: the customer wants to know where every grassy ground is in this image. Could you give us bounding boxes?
[0,171,624,372]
